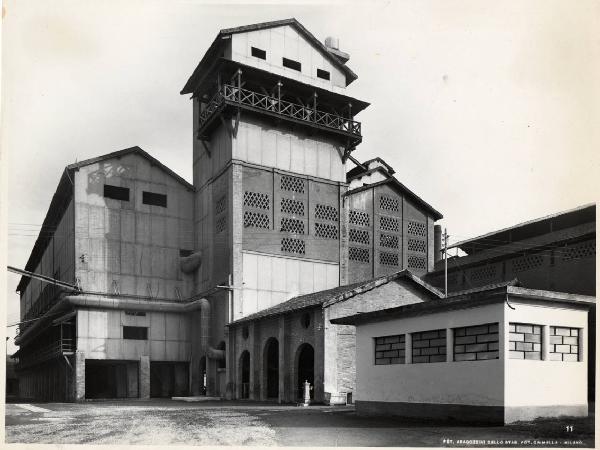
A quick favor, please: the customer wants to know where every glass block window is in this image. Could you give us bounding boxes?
[380,216,400,232]
[281,198,304,216]
[244,192,270,210]
[280,175,305,194]
[349,229,369,245]
[509,323,542,360]
[349,210,369,227]
[315,204,338,222]
[281,238,305,255]
[562,241,595,262]
[408,221,426,237]
[407,255,426,270]
[412,329,446,363]
[215,196,227,214]
[380,234,399,249]
[407,238,426,253]
[511,254,544,273]
[280,217,304,234]
[349,247,369,263]
[379,251,399,266]
[243,211,269,229]
[470,265,497,282]
[379,195,399,212]
[549,327,580,361]
[315,223,338,240]
[216,216,227,234]
[375,335,405,365]
[454,323,499,361]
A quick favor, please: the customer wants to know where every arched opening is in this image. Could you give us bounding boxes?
[263,338,279,399]
[296,343,315,400]
[239,351,250,399]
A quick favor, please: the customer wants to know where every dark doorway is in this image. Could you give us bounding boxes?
[85,360,137,399]
[150,362,189,398]
[264,338,279,399]
[199,356,207,395]
[240,351,250,399]
[297,344,315,400]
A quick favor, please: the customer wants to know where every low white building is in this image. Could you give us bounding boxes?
[331,280,594,424]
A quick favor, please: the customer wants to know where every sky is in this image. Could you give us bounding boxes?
[2,0,599,354]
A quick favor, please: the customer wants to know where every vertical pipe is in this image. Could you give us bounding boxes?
[444,228,448,298]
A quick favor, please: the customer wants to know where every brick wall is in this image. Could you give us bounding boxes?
[509,323,542,360]
[454,323,499,361]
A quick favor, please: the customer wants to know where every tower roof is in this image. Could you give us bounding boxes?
[181,18,359,95]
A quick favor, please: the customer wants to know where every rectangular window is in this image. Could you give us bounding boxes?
[375,334,405,365]
[142,191,167,207]
[103,184,130,201]
[251,47,266,60]
[125,311,146,317]
[412,329,446,363]
[282,57,301,72]
[123,326,148,340]
[549,326,580,361]
[508,322,542,359]
[454,323,499,361]
[317,68,330,80]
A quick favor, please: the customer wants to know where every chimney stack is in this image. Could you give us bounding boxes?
[324,36,350,63]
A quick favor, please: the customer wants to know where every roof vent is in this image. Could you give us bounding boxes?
[324,36,350,64]
[325,36,339,50]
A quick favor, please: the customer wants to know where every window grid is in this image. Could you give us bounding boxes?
[379,251,399,266]
[407,238,426,253]
[349,228,369,245]
[315,223,338,240]
[408,255,427,270]
[244,191,270,210]
[509,323,542,360]
[349,247,370,263]
[549,327,579,362]
[315,204,338,222]
[281,198,304,216]
[375,335,405,365]
[243,211,269,229]
[280,217,305,234]
[349,210,369,227]
[281,238,305,255]
[379,195,399,212]
[412,329,446,363]
[407,221,427,237]
[454,323,499,361]
[380,234,399,249]
[380,216,400,232]
[216,216,227,234]
[280,175,305,194]
[562,241,595,262]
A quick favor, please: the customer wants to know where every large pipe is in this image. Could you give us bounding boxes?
[434,225,442,264]
[180,251,203,274]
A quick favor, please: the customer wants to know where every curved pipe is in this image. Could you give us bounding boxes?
[180,251,203,274]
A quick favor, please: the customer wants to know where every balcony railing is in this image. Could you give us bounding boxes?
[198,84,361,138]
[17,338,75,369]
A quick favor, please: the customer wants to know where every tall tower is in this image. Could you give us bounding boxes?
[180,19,368,396]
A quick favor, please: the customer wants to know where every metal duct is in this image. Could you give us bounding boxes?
[180,251,203,274]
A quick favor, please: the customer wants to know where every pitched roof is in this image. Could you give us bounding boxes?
[347,157,396,179]
[229,270,444,325]
[345,177,443,221]
[330,281,595,326]
[181,18,358,95]
[448,203,595,254]
[67,146,193,190]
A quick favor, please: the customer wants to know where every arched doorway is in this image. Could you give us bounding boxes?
[263,338,279,399]
[239,351,250,399]
[296,343,314,400]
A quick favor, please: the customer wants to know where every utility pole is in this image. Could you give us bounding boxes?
[444,228,449,298]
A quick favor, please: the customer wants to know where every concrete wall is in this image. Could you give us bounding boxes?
[73,153,194,299]
[230,25,347,91]
[233,116,346,182]
[504,300,588,421]
[21,199,75,319]
[76,309,191,362]
[354,303,505,406]
[239,252,338,320]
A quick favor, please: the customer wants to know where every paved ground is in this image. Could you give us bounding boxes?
[4,400,595,447]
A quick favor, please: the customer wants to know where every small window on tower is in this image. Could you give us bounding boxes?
[251,47,266,60]
[104,184,130,201]
[317,69,330,80]
[282,57,301,72]
[142,191,167,207]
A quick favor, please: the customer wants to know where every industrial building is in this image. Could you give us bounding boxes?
[13,18,595,417]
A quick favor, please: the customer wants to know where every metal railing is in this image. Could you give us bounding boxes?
[198,84,361,137]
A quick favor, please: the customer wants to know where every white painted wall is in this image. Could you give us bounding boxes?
[348,171,389,190]
[354,303,505,406]
[232,116,346,182]
[230,25,347,91]
[77,308,191,361]
[238,251,339,319]
[504,301,588,408]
